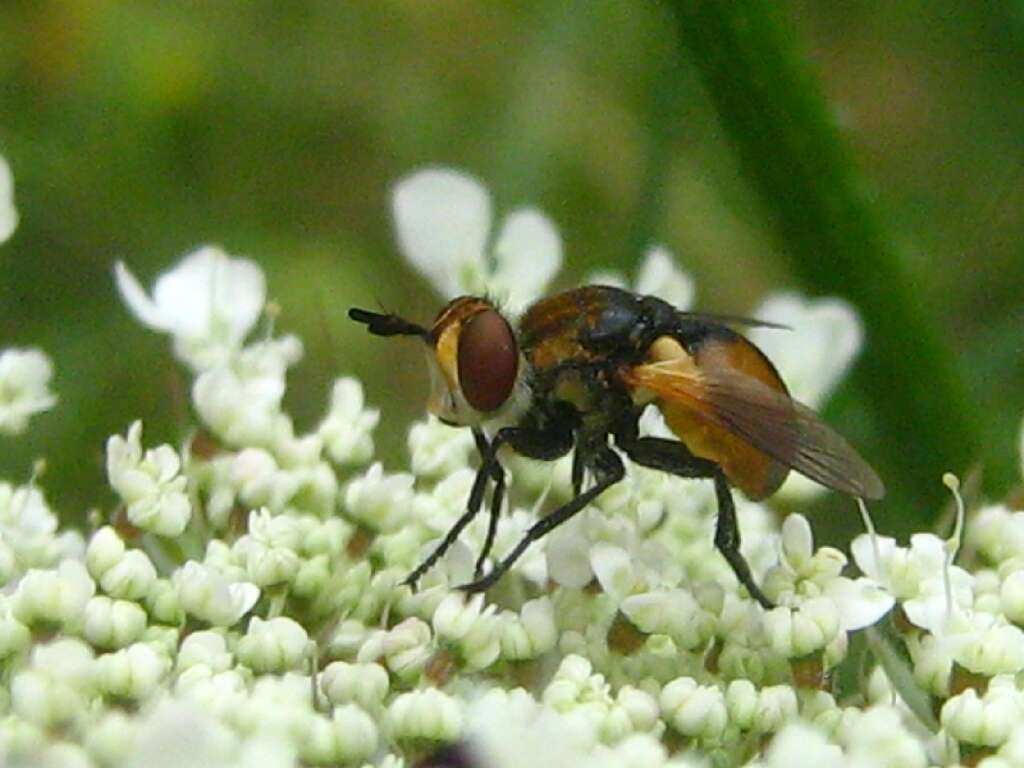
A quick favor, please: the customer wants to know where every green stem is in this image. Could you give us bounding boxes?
[666,0,982,523]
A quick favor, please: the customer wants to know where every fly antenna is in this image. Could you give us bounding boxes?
[348,307,430,339]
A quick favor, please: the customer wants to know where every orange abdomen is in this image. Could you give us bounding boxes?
[647,335,790,500]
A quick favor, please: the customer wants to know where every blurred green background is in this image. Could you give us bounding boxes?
[1,0,1022,540]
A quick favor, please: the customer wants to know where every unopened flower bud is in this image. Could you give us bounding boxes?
[763,598,840,658]
[236,616,310,673]
[14,560,95,628]
[942,688,1017,748]
[145,578,184,625]
[173,561,259,627]
[386,689,462,743]
[320,661,390,710]
[100,550,158,600]
[660,676,728,740]
[726,679,758,730]
[96,642,170,700]
[177,630,232,672]
[86,526,124,580]
[81,596,147,649]
[379,617,432,682]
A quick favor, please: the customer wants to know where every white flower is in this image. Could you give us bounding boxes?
[177,631,233,673]
[408,416,476,479]
[762,722,844,768]
[659,677,728,740]
[320,661,390,710]
[588,245,695,310]
[0,482,60,571]
[192,335,302,448]
[852,532,972,632]
[752,686,800,735]
[145,579,184,625]
[725,679,758,730]
[464,687,603,768]
[941,684,1023,748]
[99,549,158,601]
[431,593,501,670]
[84,711,137,766]
[748,293,862,409]
[107,421,191,537]
[539,654,653,742]
[172,561,260,627]
[763,598,840,658]
[344,462,415,533]
[13,559,95,628]
[367,616,432,682]
[499,596,558,660]
[942,610,1024,677]
[392,167,561,310]
[236,616,310,673]
[386,688,463,743]
[318,377,380,466]
[766,515,892,631]
[0,154,17,243]
[545,514,597,588]
[10,639,96,729]
[969,504,1024,566]
[297,705,379,765]
[620,588,716,650]
[233,509,301,587]
[0,596,31,659]
[117,698,266,768]
[95,642,170,700]
[0,348,57,435]
[80,596,147,649]
[114,245,266,371]
[86,526,125,580]
[1019,415,1024,482]
[835,705,928,768]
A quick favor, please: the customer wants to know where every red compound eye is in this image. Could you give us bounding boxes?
[457,309,518,412]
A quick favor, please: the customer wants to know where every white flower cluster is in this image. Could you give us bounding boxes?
[2,165,1024,768]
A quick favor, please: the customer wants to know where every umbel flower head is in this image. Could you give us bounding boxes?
[1,164,1023,768]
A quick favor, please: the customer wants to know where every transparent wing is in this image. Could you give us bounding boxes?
[624,362,885,500]
[677,311,790,330]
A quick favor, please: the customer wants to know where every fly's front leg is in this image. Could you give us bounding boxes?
[470,422,575,578]
[570,446,585,497]
[473,430,505,579]
[460,443,623,594]
[403,429,498,589]
[620,436,773,609]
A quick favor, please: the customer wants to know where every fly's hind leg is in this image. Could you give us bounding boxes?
[711,471,773,609]
[620,437,773,609]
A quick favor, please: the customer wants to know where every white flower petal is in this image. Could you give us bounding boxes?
[589,542,634,599]
[749,293,863,407]
[151,246,265,341]
[114,262,174,331]
[781,514,813,568]
[1019,414,1024,482]
[545,517,593,588]
[0,155,18,244]
[850,534,898,583]
[491,208,562,310]
[825,576,894,631]
[634,246,694,310]
[392,168,492,298]
[584,269,628,289]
